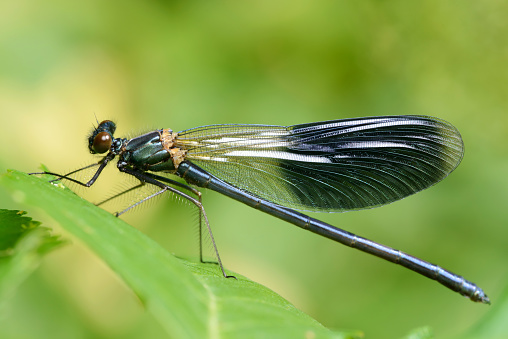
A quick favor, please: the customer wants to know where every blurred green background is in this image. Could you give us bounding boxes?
[1,1,507,338]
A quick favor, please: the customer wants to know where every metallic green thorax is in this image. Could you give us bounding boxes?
[120,130,177,172]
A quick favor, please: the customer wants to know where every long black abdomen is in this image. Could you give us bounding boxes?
[177,160,488,303]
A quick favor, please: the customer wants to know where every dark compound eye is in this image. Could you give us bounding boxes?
[92,131,112,154]
[98,120,112,126]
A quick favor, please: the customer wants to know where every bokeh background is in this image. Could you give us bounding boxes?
[1,1,507,338]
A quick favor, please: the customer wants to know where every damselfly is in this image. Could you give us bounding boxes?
[32,115,489,304]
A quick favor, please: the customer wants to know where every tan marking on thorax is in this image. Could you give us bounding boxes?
[160,129,187,169]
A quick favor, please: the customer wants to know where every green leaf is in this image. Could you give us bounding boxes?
[0,170,358,339]
[0,209,64,307]
[0,209,39,251]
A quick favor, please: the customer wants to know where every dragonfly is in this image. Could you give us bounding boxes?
[32,115,489,304]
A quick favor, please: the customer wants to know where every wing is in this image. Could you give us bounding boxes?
[175,115,463,212]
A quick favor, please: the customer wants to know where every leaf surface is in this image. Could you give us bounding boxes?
[0,170,357,339]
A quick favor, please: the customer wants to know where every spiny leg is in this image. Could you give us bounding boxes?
[29,154,114,188]
[48,163,100,183]
[30,162,99,181]
[95,182,146,207]
[197,193,218,265]
[143,172,201,197]
[119,167,235,279]
[199,192,204,263]
[134,172,211,264]
[115,186,169,217]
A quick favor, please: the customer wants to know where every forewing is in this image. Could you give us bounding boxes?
[176,115,463,212]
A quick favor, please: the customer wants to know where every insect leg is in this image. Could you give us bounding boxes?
[30,154,114,187]
[119,167,235,279]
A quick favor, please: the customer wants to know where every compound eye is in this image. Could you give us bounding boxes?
[98,120,112,126]
[92,131,112,154]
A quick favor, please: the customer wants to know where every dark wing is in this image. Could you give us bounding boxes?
[175,115,463,212]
